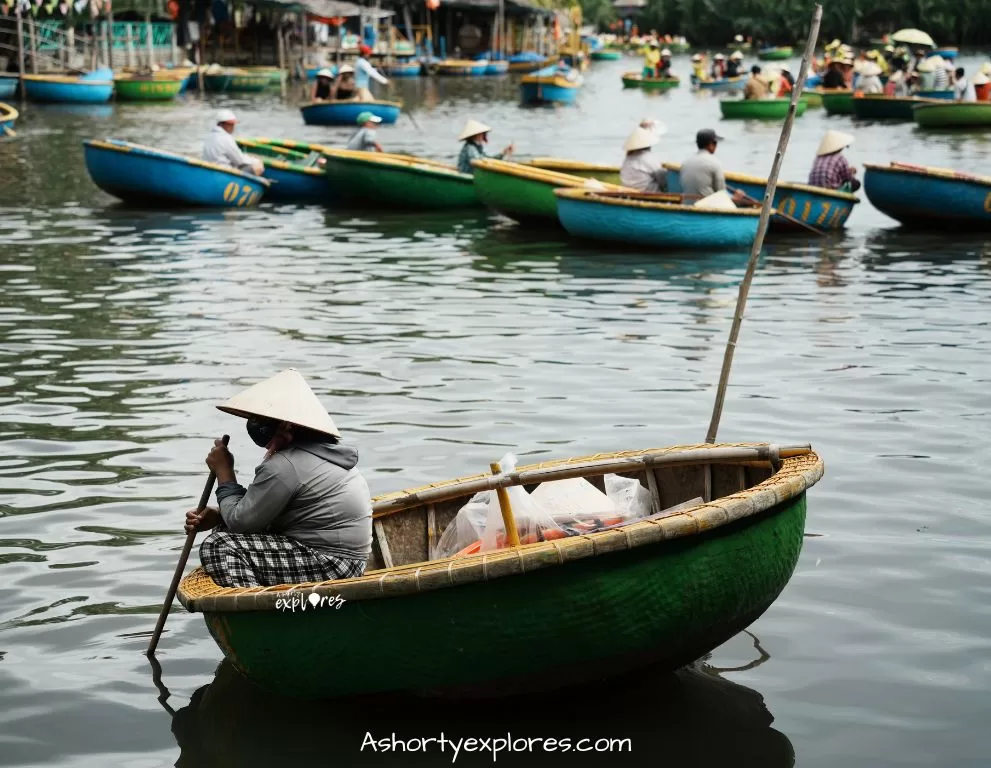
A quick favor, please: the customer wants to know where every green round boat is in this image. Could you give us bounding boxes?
[203,72,270,93]
[913,101,991,128]
[323,149,480,210]
[758,46,793,60]
[803,90,823,107]
[178,443,824,699]
[819,88,854,115]
[472,158,625,224]
[621,71,680,90]
[852,94,932,121]
[591,49,623,61]
[113,77,183,101]
[720,97,808,119]
[240,66,284,85]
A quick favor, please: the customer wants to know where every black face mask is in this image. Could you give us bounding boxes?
[246,417,279,448]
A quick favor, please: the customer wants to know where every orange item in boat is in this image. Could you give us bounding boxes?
[454,541,481,558]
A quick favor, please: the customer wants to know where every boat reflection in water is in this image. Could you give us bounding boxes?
[168,652,794,767]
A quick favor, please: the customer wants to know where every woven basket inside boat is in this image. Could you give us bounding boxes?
[178,444,823,612]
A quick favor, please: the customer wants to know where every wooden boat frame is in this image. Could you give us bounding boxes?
[179,443,820,612]
[523,157,620,178]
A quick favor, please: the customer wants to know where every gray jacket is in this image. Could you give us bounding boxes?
[216,441,373,561]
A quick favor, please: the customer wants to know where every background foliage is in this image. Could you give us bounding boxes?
[582,0,991,45]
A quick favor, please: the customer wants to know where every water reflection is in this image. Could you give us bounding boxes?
[168,659,793,767]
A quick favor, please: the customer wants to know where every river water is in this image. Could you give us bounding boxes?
[1,54,989,767]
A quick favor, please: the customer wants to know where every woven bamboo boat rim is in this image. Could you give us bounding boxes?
[521,73,579,87]
[250,138,452,171]
[853,94,941,105]
[323,148,469,180]
[663,162,859,202]
[300,99,403,110]
[113,76,183,86]
[84,139,271,184]
[0,103,17,121]
[864,161,991,187]
[525,157,620,174]
[472,158,626,190]
[235,139,324,176]
[621,72,680,84]
[178,443,822,612]
[23,74,112,86]
[554,187,764,216]
[816,88,852,95]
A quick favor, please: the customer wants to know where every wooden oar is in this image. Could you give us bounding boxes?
[404,110,423,133]
[727,185,827,237]
[1,126,15,138]
[146,434,229,657]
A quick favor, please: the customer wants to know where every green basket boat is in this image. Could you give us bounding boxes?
[178,442,824,699]
[591,49,623,61]
[621,71,680,90]
[758,46,793,60]
[113,77,183,101]
[819,88,854,115]
[852,94,933,121]
[803,90,823,107]
[323,149,480,210]
[240,66,285,85]
[913,101,991,128]
[203,71,270,93]
[472,158,626,225]
[523,157,621,185]
[720,97,807,119]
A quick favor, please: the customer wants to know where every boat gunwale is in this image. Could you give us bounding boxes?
[554,187,764,216]
[83,139,271,185]
[472,158,625,189]
[663,162,860,202]
[853,94,941,106]
[234,139,326,176]
[911,101,991,113]
[22,74,113,86]
[864,161,991,188]
[524,157,620,174]
[322,148,470,181]
[299,98,403,111]
[621,71,681,85]
[178,444,821,612]
[0,103,18,121]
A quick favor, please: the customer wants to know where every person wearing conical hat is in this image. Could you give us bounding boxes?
[711,52,726,79]
[726,49,744,78]
[657,48,673,78]
[691,53,707,82]
[456,119,514,175]
[620,124,667,193]
[643,40,661,77]
[312,67,336,101]
[185,369,373,588]
[857,61,884,95]
[808,130,859,193]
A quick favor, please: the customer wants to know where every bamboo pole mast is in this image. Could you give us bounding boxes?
[705,4,823,445]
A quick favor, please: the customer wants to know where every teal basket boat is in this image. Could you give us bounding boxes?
[912,101,991,128]
[178,443,823,699]
[720,97,807,119]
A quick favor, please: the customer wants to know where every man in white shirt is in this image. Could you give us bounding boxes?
[202,110,264,176]
[954,67,977,101]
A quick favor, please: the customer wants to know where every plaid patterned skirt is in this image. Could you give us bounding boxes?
[200,527,367,588]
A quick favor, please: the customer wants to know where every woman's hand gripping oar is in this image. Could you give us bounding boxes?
[146,434,230,657]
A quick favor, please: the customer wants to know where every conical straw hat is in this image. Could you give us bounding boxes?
[816,130,854,157]
[217,369,341,437]
[695,190,737,210]
[624,126,658,152]
[458,119,492,141]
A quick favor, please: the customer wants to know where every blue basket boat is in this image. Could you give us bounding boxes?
[934,47,958,60]
[436,59,489,76]
[300,99,401,125]
[864,161,991,229]
[234,138,330,204]
[693,75,746,91]
[520,66,581,105]
[381,60,422,77]
[485,60,509,75]
[83,138,270,207]
[0,102,17,135]
[915,89,954,100]
[664,163,859,232]
[22,72,113,103]
[0,74,17,99]
[554,188,761,249]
